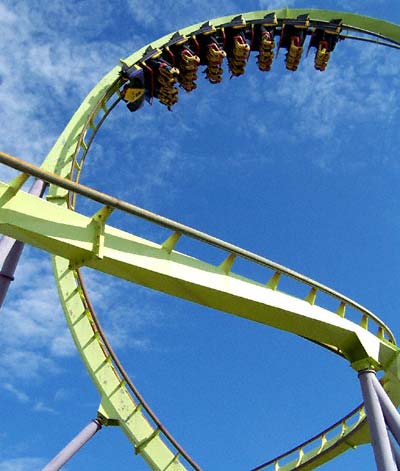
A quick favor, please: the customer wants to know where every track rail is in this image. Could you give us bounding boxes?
[0,151,396,349]
[0,152,396,353]
[0,152,397,471]
[250,404,367,471]
[1,8,400,471]
[75,269,203,470]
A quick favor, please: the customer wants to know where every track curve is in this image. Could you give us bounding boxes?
[1,8,400,471]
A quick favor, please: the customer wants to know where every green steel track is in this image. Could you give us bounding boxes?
[1,8,400,471]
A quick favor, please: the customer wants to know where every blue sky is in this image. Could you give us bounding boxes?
[0,1,400,470]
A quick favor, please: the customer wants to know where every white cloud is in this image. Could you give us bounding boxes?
[2,380,60,414]
[49,333,76,358]
[335,0,386,7]
[2,378,62,414]
[0,0,130,181]
[1,383,29,403]
[0,247,70,386]
[0,244,166,397]
[0,3,17,24]
[1,0,398,416]
[53,387,69,402]
[0,251,67,356]
[0,0,202,339]
[229,37,400,173]
[81,268,166,352]
[33,401,57,414]
[127,0,240,33]
[257,0,296,9]
[0,349,60,381]
[0,458,46,471]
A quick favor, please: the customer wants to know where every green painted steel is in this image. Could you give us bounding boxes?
[3,180,399,367]
[1,8,400,471]
[1,176,400,469]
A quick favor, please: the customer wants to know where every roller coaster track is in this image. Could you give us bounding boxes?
[1,8,400,471]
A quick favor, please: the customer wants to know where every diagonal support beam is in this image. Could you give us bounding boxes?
[41,419,102,471]
[358,369,397,471]
[389,435,400,470]
[371,373,400,446]
[0,178,47,308]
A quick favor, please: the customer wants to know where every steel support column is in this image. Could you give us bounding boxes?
[359,369,397,471]
[0,179,46,308]
[41,419,102,471]
[389,436,400,470]
[371,373,400,445]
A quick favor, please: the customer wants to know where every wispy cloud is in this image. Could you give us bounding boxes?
[127,0,240,34]
[81,267,167,352]
[2,381,58,414]
[0,0,187,204]
[33,401,57,414]
[0,0,132,181]
[0,457,46,471]
[257,0,297,9]
[223,38,400,171]
[254,46,397,131]
[0,349,60,381]
[0,247,165,393]
[1,0,398,387]
[53,387,70,402]
[0,250,70,368]
[1,383,29,403]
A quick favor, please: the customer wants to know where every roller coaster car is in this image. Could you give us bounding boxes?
[157,87,178,109]
[285,36,304,71]
[278,15,309,49]
[204,64,223,84]
[225,29,250,77]
[314,41,330,71]
[180,49,200,70]
[142,58,180,110]
[308,20,342,71]
[119,64,146,112]
[279,15,309,71]
[162,35,201,93]
[188,27,226,84]
[177,48,200,92]
[204,41,226,84]
[206,42,226,65]
[122,82,145,112]
[189,23,224,64]
[249,17,277,72]
[231,35,250,60]
[249,13,277,50]
[257,29,275,72]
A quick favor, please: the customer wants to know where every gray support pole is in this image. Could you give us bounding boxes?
[358,369,397,471]
[0,238,24,307]
[0,179,46,308]
[41,419,102,471]
[389,436,400,470]
[371,373,400,446]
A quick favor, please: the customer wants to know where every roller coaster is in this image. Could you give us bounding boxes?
[1,8,400,471]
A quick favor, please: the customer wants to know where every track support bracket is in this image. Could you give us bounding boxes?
[91,205,114,259]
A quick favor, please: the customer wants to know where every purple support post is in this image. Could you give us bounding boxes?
[41,419,102,471]
[389,436,400,470]
[0,179,46,308]
[0,238,24,308]
[358,369,397,471]
[371,373,400,446]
